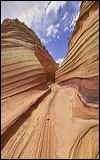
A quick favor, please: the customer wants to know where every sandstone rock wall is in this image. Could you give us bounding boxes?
[1,19,56,135]
[56,1,99,108]
[1,19,58,82]
[1,1,99,159]
[1,47,48,99]
[54,1,99,159]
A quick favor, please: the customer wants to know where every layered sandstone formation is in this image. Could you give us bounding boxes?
[1,19,57,135]
[1,19,58,81]
[56,1,99,108]
[55,1,99,159]
[1,1,99,159]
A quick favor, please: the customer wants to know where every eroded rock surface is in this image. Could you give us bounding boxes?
[1,18,58,82]
[56,1,99,108]
[1,18,58,135]
[55,1,99,159]
[1,1,99,159]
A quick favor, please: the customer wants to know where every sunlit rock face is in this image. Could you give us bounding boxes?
[1,18,58,82]
[1,18,57,135]
[1,1,99,159]
[56,1,99,107]
[55,1,99,159]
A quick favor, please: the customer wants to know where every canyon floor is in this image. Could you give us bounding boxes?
[1,1,99,159]
[1,83,98,159]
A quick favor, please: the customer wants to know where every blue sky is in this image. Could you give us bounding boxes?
[1,1,81,64]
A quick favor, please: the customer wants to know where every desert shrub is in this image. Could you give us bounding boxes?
[13,18,25,25]
[13,18,19,22]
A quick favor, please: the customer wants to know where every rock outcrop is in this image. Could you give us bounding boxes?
[56,1,99,108]
[55,1,99,159]
[1,19,58,82]
[1,1,99,159]
[1,19,57,135]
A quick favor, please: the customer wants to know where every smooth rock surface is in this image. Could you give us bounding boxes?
[1,18,58,82]
[1,1,99,159]
[55,1,99,159]
[56,1,99,108]
[1,18,58,135]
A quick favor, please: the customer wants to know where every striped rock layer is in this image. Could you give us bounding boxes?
[1,18,58,82]
[56,1,99,108]
[1,46,50,135]
[1,1,99,159]
[55,1,99,159]
[1,19,57,135]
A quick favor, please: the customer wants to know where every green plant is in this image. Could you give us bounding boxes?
[13,18,19,22]
[13,18,25,25]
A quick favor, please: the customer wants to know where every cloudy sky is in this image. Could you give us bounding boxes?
[1,1,81,64]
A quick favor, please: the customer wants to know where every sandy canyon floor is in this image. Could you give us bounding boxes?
[1,83,99,159]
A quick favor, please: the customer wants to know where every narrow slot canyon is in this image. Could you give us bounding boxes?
[1,1,99,159]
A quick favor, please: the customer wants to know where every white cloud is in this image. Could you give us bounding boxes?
[46,25,53,36]
[46,24,58,37]
[54,28,58,34]
[46,1,67,15]
[64,26,69,32]
[41,38,47,44]
[61,12,68,21]
[56,23,60,28]
[56,58,64,65]
[1,1,46,28]
[69,11,80,30]
[69,28,73,32]
[1,1,81,47]
[19,8,38,27]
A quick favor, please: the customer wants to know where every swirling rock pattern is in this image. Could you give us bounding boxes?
[56,1,99,108]
[1,18,58,82]
[1,18,58,135]
[1,1,99,159]
[1,20,54,135]
[55,1,99,159]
